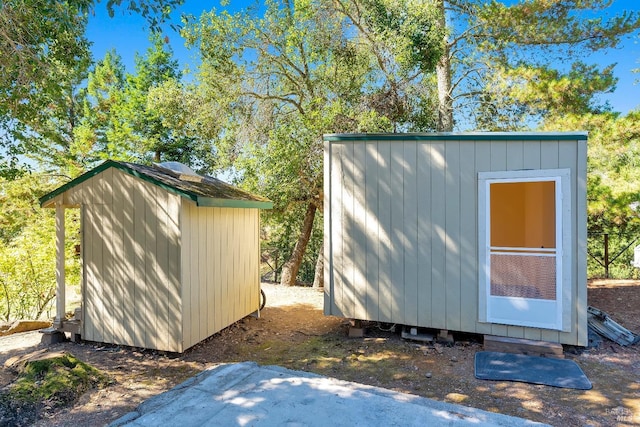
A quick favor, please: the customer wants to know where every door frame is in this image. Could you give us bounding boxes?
[478,168,572,331]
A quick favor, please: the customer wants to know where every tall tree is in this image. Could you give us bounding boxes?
[543,110,640,277]
[75,35,214,171]
[361,0,640,131]
[184,0,412,285]
[0,0,184,176]
[73,50,130,170]
[124,34,183,163]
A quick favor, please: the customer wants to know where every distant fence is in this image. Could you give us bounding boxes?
[588,232,639,278]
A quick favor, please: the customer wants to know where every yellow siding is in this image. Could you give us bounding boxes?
[66,169,184,352]
[180,202,261,351]
[326,137,587,346]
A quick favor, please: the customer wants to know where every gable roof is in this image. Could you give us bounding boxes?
[40,160,273,209]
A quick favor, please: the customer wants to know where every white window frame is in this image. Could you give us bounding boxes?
[478,168,572,331]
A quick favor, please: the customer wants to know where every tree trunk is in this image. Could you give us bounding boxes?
[436,0,453,132]
[312,239,324,288]
[280,202,317,286]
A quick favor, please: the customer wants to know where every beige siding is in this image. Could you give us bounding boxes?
[180,202,261,351]
[325,136,587,346]
[65,169,183,352]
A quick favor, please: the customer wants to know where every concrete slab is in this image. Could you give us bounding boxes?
[110,362,547,427]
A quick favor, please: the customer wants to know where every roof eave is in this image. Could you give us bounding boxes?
[323,131,589,142]
[196,197,274,209]
[40,160,272,210]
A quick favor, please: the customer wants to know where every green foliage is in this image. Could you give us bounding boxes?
[75,34,216,172]
[424,0,640,130]
[477,62,617,130]
[72,50,130,171]
[543,110,640,278]
[0,0,185,176]
[0,1,92,175]
[10,353,110,403]
[0,353,111,425]
[0,175,80,321]
[358,0,445,73]
[182,0,443,278]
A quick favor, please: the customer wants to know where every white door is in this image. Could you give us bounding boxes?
[479,169,571,331]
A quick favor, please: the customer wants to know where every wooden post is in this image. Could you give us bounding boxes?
[54,202,66,328]
[604,233,609,279]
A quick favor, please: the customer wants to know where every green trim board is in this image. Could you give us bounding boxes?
[40,160,273,209]
[324,132,588,142]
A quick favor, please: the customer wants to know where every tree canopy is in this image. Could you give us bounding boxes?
[360,0,640,131]
[0,0,184,178]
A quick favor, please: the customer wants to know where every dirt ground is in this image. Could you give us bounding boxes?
[1,280,639,427]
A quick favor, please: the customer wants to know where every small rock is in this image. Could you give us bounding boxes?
[425,372,432,378]
[450,356,458,362]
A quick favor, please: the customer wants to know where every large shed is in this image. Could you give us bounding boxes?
[323,132,588,346]
[40,160,272,353]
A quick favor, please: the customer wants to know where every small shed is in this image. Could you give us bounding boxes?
[40,160,272,353]
[323,132,588,346]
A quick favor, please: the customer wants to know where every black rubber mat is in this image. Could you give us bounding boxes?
[475,351,592,390]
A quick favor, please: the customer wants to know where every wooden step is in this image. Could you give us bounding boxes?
[484,335,564,359]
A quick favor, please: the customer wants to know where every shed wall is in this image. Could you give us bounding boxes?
[180,203,261,350]
[63,168,183,352]
[324,137,587,346]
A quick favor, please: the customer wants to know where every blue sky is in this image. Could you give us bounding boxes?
[86,0,640,116]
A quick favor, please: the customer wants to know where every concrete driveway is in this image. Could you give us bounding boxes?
[110,362,546,426]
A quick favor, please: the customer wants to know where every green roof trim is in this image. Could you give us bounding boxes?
[39,160,273,209]
[324,132,588,142]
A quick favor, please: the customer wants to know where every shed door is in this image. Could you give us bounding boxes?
[479,169,571,331]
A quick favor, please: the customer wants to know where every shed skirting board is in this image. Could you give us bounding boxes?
[324,135,588,346]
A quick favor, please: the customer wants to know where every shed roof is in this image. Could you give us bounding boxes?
[324,131,588,142]
[40,160,273,209]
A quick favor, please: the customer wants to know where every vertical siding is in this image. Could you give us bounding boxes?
[132,178,147,348]
[166,193,182,352]
[364,142,380,321]
[111,171,125,345]
[323,141,333,313]
[326,135,587,346]
[444,141,461,331]
[389,142,405,323]
[576,140,588,346]
[474,142,493,336]
[101,168,115,344]
[377,141,392,323]
[403,141,418,326]
[459,141,477,332]
[64,169,183,352]
[180,203,261,351]
[416,143,432,327]
[155,189,170,352]
[205,208,216,337]
[353,142,367,320]
[121,173,136,346]
[144,183,159,350]
[83,204,99,342]
[430,142,446,329]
